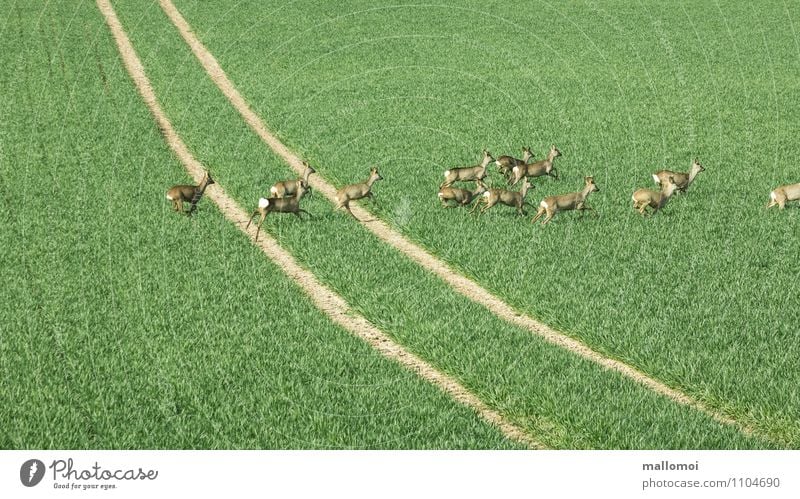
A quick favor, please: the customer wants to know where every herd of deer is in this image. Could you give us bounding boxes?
[167,146,800,233]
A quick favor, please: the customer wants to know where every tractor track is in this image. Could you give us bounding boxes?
[98,0,545,450]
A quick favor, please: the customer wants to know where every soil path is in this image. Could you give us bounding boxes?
[97,0,544,449]
[157,0,761,440]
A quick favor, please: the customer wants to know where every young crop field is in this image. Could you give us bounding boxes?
[1,0,797,450]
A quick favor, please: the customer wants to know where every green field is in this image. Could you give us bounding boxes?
[1,0,797,449]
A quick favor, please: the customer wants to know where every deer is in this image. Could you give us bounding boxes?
[631,175,679,217]
[440,150,494,188]
[246,182,312,241]
[166,170,215,215]
[472,177,533,216]
[438,180,487,208]
[652,158,705,193]
[336,167,383,218]
[531,176,600,225]
[270,161,316,198]
[766,182,800,209]
[510,145,561,186]
[495,147,534,180]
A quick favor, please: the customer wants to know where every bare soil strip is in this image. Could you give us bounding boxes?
[98,0,543,449]
[156,0,762,439]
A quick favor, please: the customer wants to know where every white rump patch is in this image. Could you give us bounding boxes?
[652,174,660,184]
[512,166,519,173]
[482,191,490,198]
[258,198,270,209]
[166,193,173,200]
[494,160,501,166]
[540,200,548,209]
[444,170,450,177]
[270,186,278,195]
[437,192,444,198]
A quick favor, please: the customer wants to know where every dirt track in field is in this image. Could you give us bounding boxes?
[154,0,765,441]
[98,0,544,449]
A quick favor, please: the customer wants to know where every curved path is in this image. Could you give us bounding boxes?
[158,0,761,441]
[97,0,545,449]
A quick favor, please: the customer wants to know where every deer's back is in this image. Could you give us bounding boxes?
[777,182,800,199]
[167,184,197,201]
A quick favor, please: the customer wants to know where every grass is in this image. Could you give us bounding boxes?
[164,0,800,445]
[0,0,531,449]
[103,0,776,448]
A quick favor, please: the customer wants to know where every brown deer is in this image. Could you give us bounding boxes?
[472,178,533,216]
[246,183,312,241]
[510,145,561,185]
[440,150,494,188]
[531,176,600,225]
[653,159,705,193]
[495,147,534,180]
[270,161,316,198]
[632,175,679,216]
[766,182,800,209]
[336,167,383,217]
[166,170,215,215]
[438,181,487,208]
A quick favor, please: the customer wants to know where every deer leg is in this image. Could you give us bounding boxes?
[245,210,259,230]
[296,209,312,218]
[175,199,183,213]
[541,210,555,225]
[255,213,267,242]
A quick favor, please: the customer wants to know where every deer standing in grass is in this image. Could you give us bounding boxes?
[247,182,312,241]
[440,150,494,188]
[631,175,679,217]
[438,181,487,208]
[495,147,534,180]
[531,176,600,225]
[271,161,316,198]
[336,167,383,218]
[510,145,561,185]
[653,159,705,193]
[166,170,214,215]
[766,182,800,209]
[472,178,533,216]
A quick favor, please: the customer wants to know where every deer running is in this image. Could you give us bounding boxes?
[336,167,383,218]
[495,147,533,180]
[271,161,316,198]
[766,182,800,209]
[166,170,215,215]
[438,181,487,208]
[531,176,600,225]
[510,145,561,185]
[247,182,312,241]
[440,150,494,188]
[473,178,533,216]
[653,159,705,193]
[632,175,679,216]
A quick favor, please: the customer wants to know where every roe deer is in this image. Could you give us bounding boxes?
[632,175,678,216]
[653,159,705,193]
[166,170,215,215]
[336,167,383,218]
[440,150,494,188]
[510,145,561,185]
[766,182,800,209]
[531,176,600,225]
[246,183,312,241]
[472,177,533,216]
[495,147,534,180]
[438,181,487,208]
[271,161,316,198]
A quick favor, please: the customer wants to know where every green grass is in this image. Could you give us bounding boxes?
[165,0,800,445]
[103,0,776,448]
[0,0,531,449]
